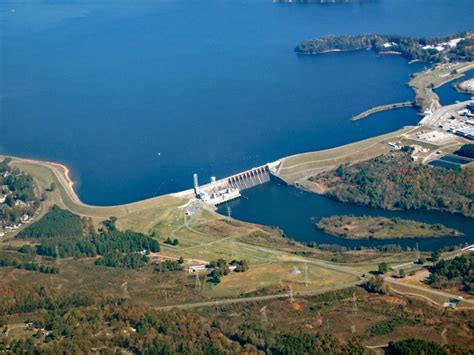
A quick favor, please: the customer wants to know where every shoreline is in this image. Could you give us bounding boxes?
[0,127,411,212]
[3,63,472,214]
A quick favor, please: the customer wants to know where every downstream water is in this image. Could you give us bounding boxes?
[217,68,474,251]
[1,0,474,205]
[217,183,474,251]
[435,69,474,106]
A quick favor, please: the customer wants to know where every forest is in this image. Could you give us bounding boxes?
[309,151,474,217]
[0,282,469,354]
[428,254,473,294]
[17,206,160,269]
[17,205,83,239]
[295,32,474,63]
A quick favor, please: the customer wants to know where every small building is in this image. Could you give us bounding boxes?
[188,264,208,274]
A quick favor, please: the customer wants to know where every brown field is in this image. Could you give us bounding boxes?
[196,286,474,349]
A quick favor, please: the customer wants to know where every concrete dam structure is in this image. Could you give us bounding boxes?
[227,166,271,191]
[189,161,287,206]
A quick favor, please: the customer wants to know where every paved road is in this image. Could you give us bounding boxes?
[385,277,474,307]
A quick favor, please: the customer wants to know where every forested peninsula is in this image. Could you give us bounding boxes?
[295,32,474,63]
[307,151,474,217]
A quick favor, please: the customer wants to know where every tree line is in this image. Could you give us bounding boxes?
[310,151,474,217]
[17,206,160,269]
[295,32,474,63]
[429,254,473,293]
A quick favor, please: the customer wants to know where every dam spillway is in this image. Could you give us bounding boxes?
[191,162,286,206]
[227,166,271,191]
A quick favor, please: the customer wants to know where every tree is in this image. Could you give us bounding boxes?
[378,262,389,274]
[362,276,384,294]
[210,272,221,284]
[431,250,441,262]
[5,195,14,207]
[387,339,444,355]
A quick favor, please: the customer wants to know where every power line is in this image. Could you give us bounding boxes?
[304,262,310,287]
[194,272,202,290]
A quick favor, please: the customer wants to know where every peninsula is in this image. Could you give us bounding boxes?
[295,32,474,64]
[455,77,474,94]
[316,216,463,240]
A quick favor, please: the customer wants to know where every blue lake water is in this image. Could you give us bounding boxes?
[435,69,474,106]
[1,0,474,205]
[1,0,474,249]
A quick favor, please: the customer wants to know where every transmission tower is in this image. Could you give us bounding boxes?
[120,282,130,299]
[194,272,202,290]
[226,206,232,218]
[304,262,310,287]
[259,305,268,324]
[288,285,294,303]
[441,328,447,346]
[55,244,60,265]
[416,242,420,260]
[352,292,358,312]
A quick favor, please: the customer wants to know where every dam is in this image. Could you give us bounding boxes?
[191,161,285,206]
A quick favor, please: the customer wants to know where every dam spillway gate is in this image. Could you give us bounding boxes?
[227,165,271,191]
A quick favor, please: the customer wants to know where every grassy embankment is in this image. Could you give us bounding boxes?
[276,126,417,183]
[316,216,463,240]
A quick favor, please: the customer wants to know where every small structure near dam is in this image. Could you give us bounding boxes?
[193,161,284,206]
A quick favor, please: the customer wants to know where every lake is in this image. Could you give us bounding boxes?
[1,0,473,205]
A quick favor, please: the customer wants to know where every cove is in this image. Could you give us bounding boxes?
[217,183,474,251]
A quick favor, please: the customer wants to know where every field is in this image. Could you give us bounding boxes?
[201,262,357,298]
[196,285,474,349]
